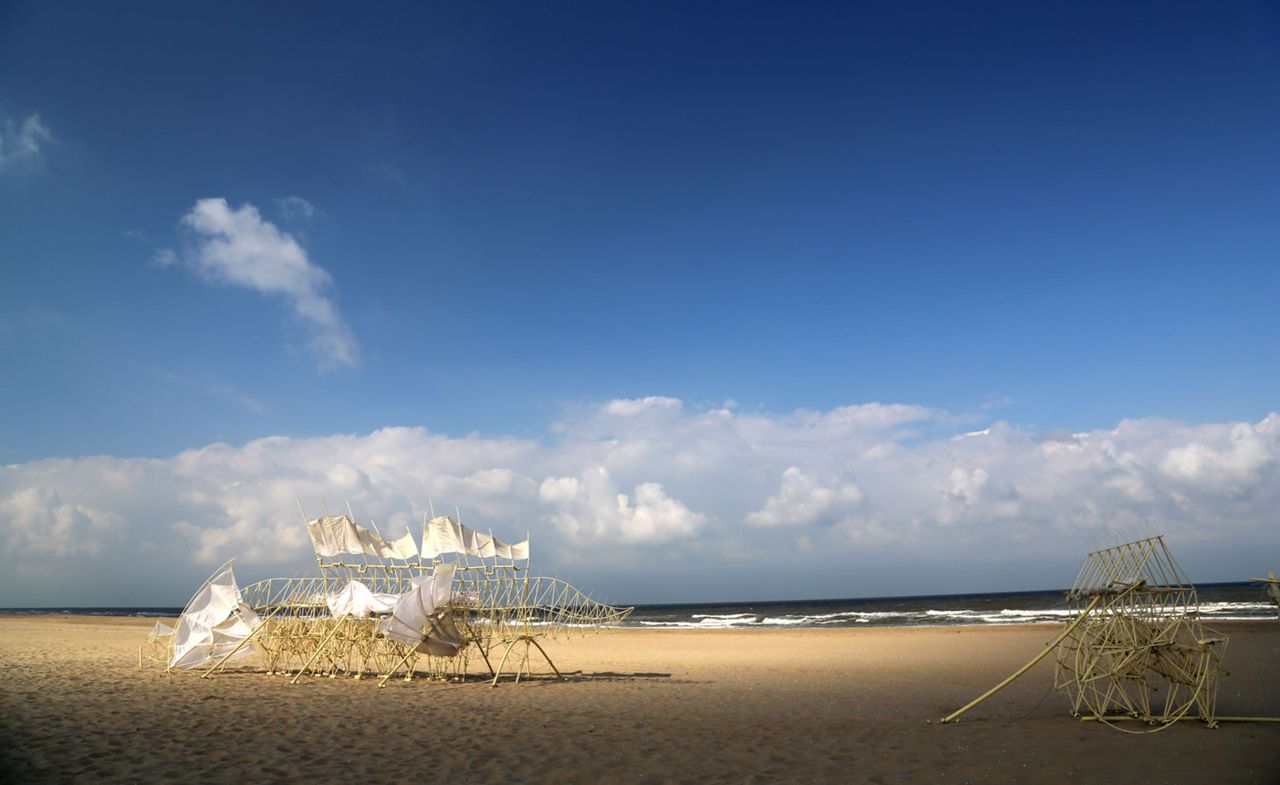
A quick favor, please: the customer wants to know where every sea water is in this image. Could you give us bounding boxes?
[4,582,1272,629]
[620,582,1277,629]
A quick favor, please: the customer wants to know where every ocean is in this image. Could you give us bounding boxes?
[622,582,1277,628]
[2,581,1274,628]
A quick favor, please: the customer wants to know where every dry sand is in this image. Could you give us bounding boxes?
[1,616,1277,784]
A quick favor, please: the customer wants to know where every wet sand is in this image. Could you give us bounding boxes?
[1,616,1277,784]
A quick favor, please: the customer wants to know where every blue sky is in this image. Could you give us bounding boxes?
[1,2,1277,605]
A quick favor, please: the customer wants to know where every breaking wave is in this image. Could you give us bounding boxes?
[624,583,1276,629]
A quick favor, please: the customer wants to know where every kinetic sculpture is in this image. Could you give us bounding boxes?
[1252,571,1280,618]
[141,504,633,687]
[1052,536,1226,731]
[943,535,1236,732]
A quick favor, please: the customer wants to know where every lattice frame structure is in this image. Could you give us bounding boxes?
[148,506,633,688]
[1053,535,1227,732]
[1252,571,1280,618]
[137,621,175,669]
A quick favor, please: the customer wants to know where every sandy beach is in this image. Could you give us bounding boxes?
[1,616,1277,784]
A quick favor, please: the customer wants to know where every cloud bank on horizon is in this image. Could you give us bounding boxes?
[2,398,1276,606]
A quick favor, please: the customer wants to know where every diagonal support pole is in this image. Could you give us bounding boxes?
[200,605,283,679]
[290,615,351,684]
[942,595,1101,724]
[378,645,418,688]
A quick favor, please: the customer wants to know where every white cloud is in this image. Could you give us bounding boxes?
[947,467,988,505]
[539,467,706,545]
[746,467,863,527]
[538,475,581,504]
[276,196,316,221]
[603,396,682,417]
[981,394,1016,410]
[1,401,1277,604]
[1159,420,1276,494]
[0,112,53,173]
[1,487,123,558]
[163,198,360,368]
[819,402,936,431]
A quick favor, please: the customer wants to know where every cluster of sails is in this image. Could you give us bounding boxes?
[307,513,530,562]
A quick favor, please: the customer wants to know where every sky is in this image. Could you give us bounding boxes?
[0,1,1277,606]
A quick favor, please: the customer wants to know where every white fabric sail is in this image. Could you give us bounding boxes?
[307,515,366,557]
[326,580,399,619]
[421,516,528,561]
[307,515,419,560]
[383,531,419,560]
[170,564,261,670]
[420,516,466,558]
[474,530,496,558]
[505,538,530,560]
[379,563,463,657]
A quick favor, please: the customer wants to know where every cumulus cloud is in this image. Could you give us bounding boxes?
[1,399,1277,604]
[746,467,863,527]
[0,112,53,174]
[1159,421,1276,494]
[539,467,707,545]
[1,487,123,558]
[160,198,359,368]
